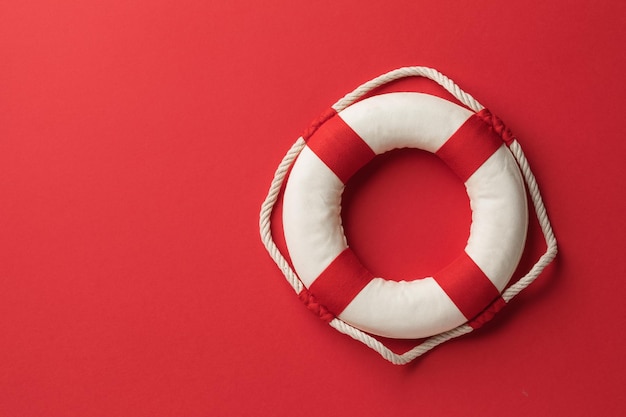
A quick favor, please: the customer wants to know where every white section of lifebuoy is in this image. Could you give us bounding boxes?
[464,146,528,290]
[339,93,473,154]
[282,92,528,339]
[282,145,347,286]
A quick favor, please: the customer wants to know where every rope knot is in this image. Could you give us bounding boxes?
[476,108,515,145]
[468,297,507,329]
[298,289,335,323]
[302,108,336,141]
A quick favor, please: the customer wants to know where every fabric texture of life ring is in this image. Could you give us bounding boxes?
[259,67,557,365]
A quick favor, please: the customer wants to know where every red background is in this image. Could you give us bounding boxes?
[1,1,625,416]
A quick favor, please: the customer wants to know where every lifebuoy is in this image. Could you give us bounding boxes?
[260,67,557,363]
[282,92,528,339]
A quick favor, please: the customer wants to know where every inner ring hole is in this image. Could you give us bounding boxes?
[341,148,471,281]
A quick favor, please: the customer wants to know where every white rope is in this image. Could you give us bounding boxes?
[332,66,484,113]
[330,319,474,365]
[501,141,558,302]
[259,137,306,294]
[259,66,557,365]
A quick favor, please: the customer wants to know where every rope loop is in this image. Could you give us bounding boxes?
[259,66,557,364]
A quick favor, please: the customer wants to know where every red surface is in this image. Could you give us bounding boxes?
[1,1,625,416]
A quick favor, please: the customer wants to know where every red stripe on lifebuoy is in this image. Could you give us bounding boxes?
[308,248,375,317]
[306,115,376,184]
[435,115,503,182]
[434,252,501,320]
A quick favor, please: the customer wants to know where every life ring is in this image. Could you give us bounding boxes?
[282,92,528,339]
[260,67,557,363]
